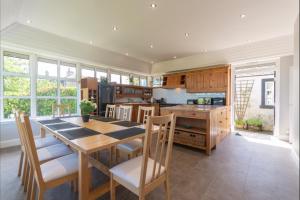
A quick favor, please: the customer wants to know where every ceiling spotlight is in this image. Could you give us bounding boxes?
[125,53,129,56]
[151,61,154,64]
[151,3,157,8]
[201,49,208,53]
[150,44,154,49]
[89,41,93,45]
[185,33,189,38]
[113,25,118,31]
[240,14,246,19]
[173,56,177,59]
[26,19,31,24]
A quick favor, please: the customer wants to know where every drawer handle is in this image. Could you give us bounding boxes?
[190,134,196,137]
[219,121,222,123]
[175,132,180,135]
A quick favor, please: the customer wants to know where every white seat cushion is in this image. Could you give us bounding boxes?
[35,135,61,149]
[37,143,73,163]
[117,138,143,152]
[110,156,165,194]
[41,153,79,182]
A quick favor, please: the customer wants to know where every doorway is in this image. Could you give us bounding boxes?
[233,63,276,135]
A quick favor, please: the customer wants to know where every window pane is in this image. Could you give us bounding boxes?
[140,78,147,86]
[265,81,274,106]
[37,79,57,96]
[153,77,162,87]
[61,99,77,114]
[133,77,139,86]
[4,77,30,96]
[121,75,129,85]
[37,99,57,116]
[81,68,94,78]
[4,53,29,74]
[38,61,58,77]
[111,74,120,84]
[60,64,76,79]
[4,98,31,119]
[96,71,107,82]
[60,80,77,97]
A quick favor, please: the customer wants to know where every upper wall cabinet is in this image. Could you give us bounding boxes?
[162,73,186,88]
[186,66,230,93]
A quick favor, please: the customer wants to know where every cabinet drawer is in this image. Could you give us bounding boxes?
[174,130,206,147]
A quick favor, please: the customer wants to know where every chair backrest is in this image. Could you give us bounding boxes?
[137,106,155,124]
[117,105,133,121]
[139,114,175,189]
[14,110,25,147]
[19,114,44,185]
[52,104,71,117]
[105,104,116,118]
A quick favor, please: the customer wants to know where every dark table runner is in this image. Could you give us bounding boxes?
[91,116,117,122]
[45,122,80,131]
[111,121,142,127]
[38,118,65,125]
[105,127,145,140]
[58,128,101,140]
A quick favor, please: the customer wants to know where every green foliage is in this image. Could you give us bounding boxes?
[61,87,77,96]
[4,99,31,118]
[235,119,246,126]
[4,56,29,73]
[37,99,57,116]
[4,77,30,96]
[37,79,57,96]
[80,99,97,115]
[246,118,263,127]
[61,99,77,114]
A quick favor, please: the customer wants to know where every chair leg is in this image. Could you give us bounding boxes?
[164,177,171,200]
[116,149,120,163]
[18,151,24,177]
[30,178,36,200]
[128,153,131,160]
[24,162,29,192]
[22,154,28,185]
[110,173,116,200]
[37,188,44,200]
[27,167,33,200]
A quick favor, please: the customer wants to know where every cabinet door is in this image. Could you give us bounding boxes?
[186,72,194,90]
[203,69,212,91]
[210,68,228,91]
[196,71,204,90]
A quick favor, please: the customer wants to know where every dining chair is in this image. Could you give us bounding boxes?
[110,114,176,200]
[19,114,86,200]
[116,106,155,161]
[105,104,116,118]
[117,105,133,121]
[14,111,61,186]
[14,111,73,197]
[52,104,71,118]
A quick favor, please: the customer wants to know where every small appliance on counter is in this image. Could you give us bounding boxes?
[187,97,225,105]
[211,97,226,105]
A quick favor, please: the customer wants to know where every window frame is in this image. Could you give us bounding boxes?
[110,71,121,84]
[260,78,275,109]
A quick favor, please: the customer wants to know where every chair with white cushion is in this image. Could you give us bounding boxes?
[110,114,176,200]
[19,114,85,200]
[116,105,133,121]
[116,106,155,161]
[105,104,116,118]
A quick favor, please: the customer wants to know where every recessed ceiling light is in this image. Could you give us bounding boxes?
[185,33,189,38]
[125,53,129,56]
[113,25,118,31]
[240,14,246,19]
[201,49,208,53]
[150,44,154,49]
[26,19,31,24]
[173,56,177,59]
[151,61,154,64]
[89,41,93,45]
[151,3,157,8]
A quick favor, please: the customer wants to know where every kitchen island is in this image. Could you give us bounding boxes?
[160,105,230,155]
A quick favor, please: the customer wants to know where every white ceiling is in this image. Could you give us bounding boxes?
[1,0,299,63]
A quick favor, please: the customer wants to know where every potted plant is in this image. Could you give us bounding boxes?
[129,75,134,85]
[79,99,97,122]
[246,118,263,131]
[235,119,246,129]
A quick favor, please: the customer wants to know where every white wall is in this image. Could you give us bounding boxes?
[152,35,293,74]
[290,16,299,156]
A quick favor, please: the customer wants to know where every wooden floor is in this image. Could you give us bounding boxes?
[1,133,299,200]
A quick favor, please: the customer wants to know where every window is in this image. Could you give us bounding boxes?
[133,76,140,86]
[140,77,147,86]
[3,52,31,119]
[111,73,121,84]
[96,70,107,82]
[121,75,129,85]
[37,58,58,116]
[60,62,77,114]
[81,68,95,78]
[152,76,162,87]
[261,78,275,109]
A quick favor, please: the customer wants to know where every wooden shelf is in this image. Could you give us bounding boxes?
[175,126,207,135]
[115,84,152,99]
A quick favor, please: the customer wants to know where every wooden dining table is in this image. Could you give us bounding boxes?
[35,116,151,200]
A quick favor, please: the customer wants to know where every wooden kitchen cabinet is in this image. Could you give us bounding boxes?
[162,73,186,88]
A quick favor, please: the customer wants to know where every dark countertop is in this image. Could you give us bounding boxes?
[160,105,227,112]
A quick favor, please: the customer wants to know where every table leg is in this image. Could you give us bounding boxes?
[40,127,46,138]
[79,151,90,200]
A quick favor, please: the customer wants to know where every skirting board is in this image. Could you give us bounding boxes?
[0,138,20,149]
[291,148,299,169]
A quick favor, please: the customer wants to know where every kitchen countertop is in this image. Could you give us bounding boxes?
[160,104,227,112]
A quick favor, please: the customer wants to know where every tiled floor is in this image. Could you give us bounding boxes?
[1,133,299,200]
